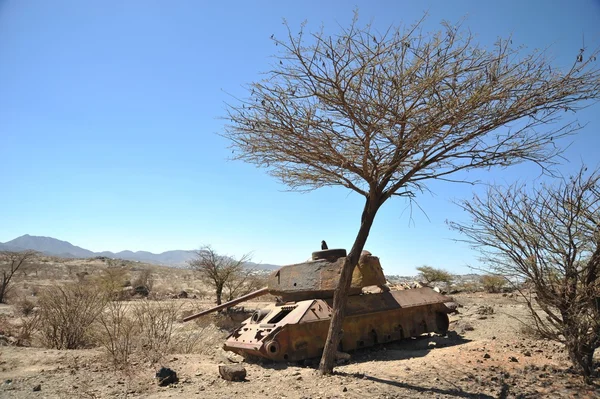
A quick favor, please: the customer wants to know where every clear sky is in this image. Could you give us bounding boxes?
[1,0,599,274]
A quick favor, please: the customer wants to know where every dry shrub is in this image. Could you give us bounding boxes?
[452,281,481,293]
[132,300,180,364]
[132,269,154,293]
[0,312,40,347]
[14,312,40,346]
[95,267,130,300]
[96,300,137,368]
[15,297,36,316]
[38,282,107,349]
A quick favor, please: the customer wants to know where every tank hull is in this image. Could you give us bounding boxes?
[224,288,452,362]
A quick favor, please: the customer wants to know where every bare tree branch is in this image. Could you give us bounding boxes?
[450,165,600,382]
[0,250,38,303]
[188,245,253,306]
[222,13,600,374]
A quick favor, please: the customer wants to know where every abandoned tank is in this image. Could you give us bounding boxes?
[184,248,454,362]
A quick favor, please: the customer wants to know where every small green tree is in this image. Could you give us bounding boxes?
[416,265,453,287]
[480,274,507,293]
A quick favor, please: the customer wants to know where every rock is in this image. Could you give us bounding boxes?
[343,387,348,392]
[219,365,247,381]
[476,305,494,315]
[156,367,178,386]
[33,384,41,392]
[134,285,150,297]
[335,351,351,364]
[178,290,188,299]
[523,350,532,357]
[483,353,491,359]
[509,356,519,362]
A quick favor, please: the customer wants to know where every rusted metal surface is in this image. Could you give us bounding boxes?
[267,252,387,302]
[223,288,452,362]
[185,248,453,362]
[182,287,268,322]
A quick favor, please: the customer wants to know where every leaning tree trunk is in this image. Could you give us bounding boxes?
[318,195,381,374]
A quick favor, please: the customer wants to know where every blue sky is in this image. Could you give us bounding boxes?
[1,0,599,274]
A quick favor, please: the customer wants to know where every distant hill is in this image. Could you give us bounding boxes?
[0,234,280,270]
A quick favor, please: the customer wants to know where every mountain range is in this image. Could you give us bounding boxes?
[0,234,279,270]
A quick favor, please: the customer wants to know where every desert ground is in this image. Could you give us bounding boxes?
[0,257,598,398]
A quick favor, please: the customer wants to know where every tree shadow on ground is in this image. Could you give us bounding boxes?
[334,371,496,399]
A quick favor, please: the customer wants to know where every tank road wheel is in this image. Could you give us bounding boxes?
[311,249,347,261]
[435,312,450,335]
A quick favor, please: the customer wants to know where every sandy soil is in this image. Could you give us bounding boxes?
[1,292,598,398]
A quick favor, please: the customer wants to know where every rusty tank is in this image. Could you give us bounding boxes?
[183,249,454,362]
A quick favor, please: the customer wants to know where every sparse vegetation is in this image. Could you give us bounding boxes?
[188,245,254,305]
[0,250,38,303]
[480,274,508,293]
[223,12,600,373]
[131,300,180,364]
[451,165,600,383]
[416,266,454,287]
[132,269,154,296]
[96,300,137,368]
[38,282,107,349]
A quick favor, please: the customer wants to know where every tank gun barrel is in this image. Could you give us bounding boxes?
[182,287,269,322]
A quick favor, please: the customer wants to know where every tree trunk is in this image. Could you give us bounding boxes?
[216,285,223,306]
[318,195,381,374]
[0,274,7,304]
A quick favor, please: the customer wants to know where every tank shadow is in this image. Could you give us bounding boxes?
[252,331,470,371]
[344,330,471,363]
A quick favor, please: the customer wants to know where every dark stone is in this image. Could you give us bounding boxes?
[219,365,247,381]
[33,384,41,392]
[509,356,519,362]
[134,285,150,297]
[483,353,491,359]
[178,290,188,298]
[155,367,178,386]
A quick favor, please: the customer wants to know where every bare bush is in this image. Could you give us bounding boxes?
[451,165,600,383]
[132,301,180,364]
[0,312,40,347]
[38,282,107,349]
[15,297,36,317]
[96,300,138,369]
[14,312,40,346]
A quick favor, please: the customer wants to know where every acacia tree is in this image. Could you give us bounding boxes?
[0,250,38,303]
[416,265,454,287]
[223,14,600,374]
[188,245,252,305]
[449,166,600,383]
